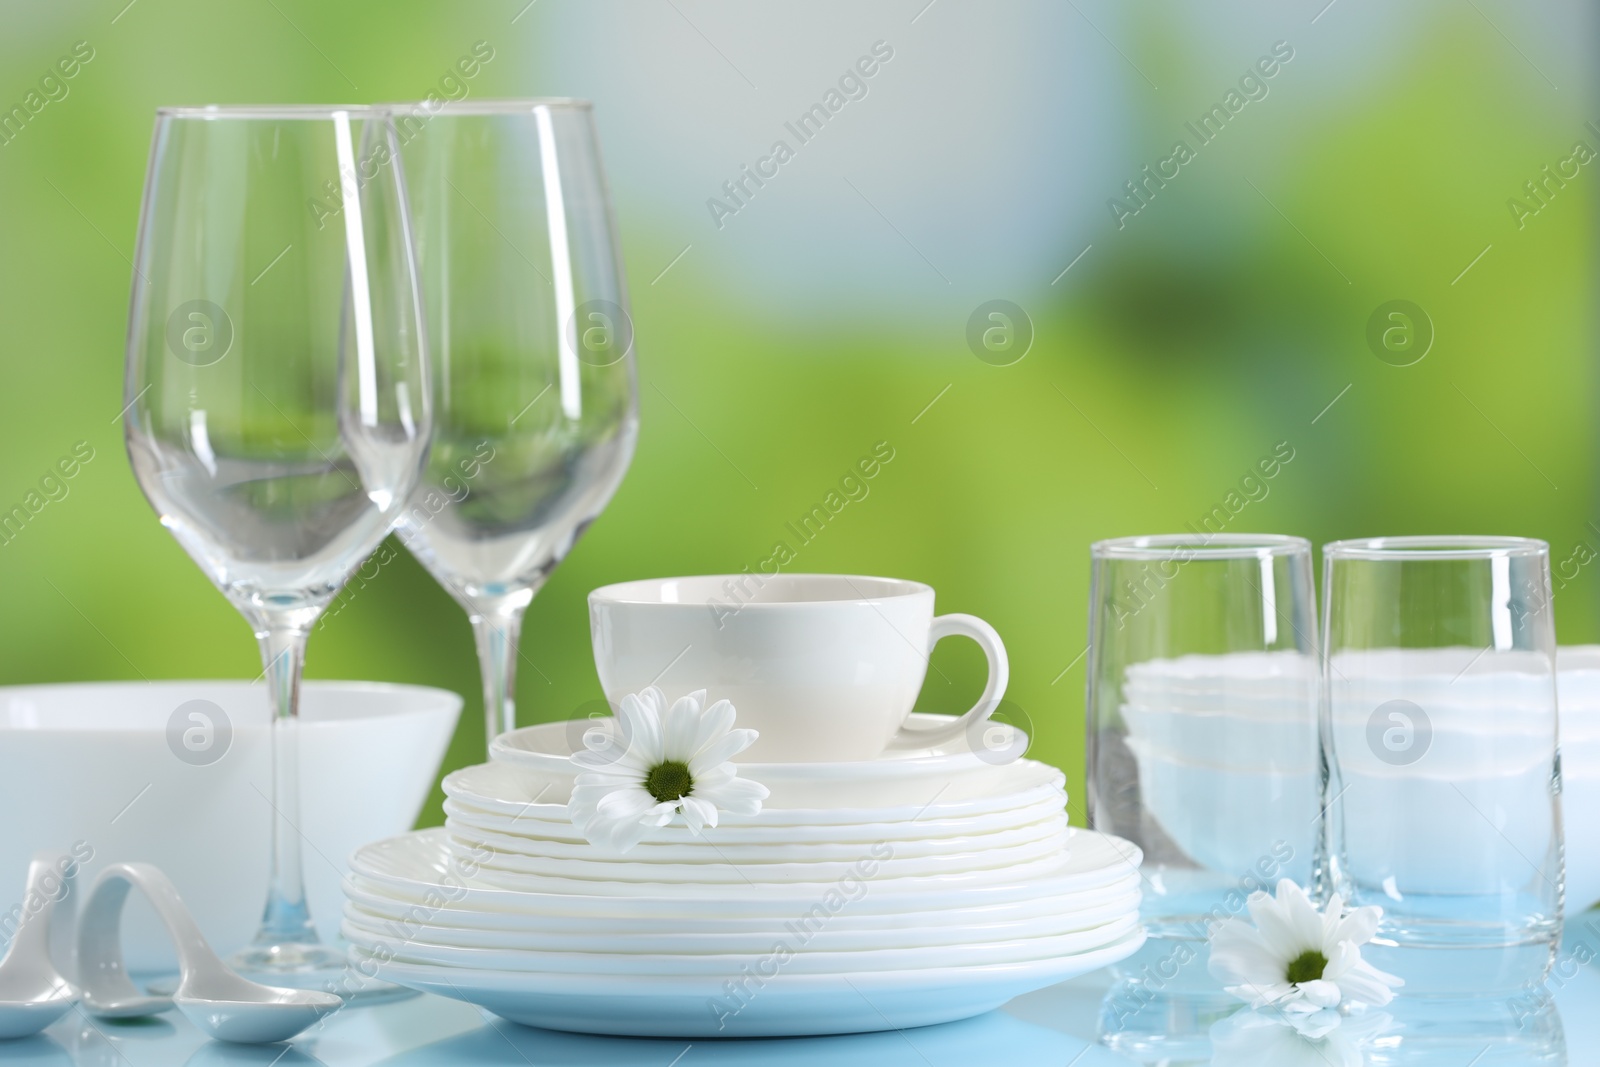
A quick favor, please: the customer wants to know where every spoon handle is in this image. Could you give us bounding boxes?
[78,863,228,1017]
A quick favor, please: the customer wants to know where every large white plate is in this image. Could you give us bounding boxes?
[341,884,1141,954]
[340,868,1141,935]
[350,927,1146,1037]
[346,827,1142,916]
[343,911,1140,975]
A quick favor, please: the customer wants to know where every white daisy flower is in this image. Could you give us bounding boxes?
[567,687,769,852]
[1208,878,1403,1014]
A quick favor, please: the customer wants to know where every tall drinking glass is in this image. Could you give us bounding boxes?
[1087,534,1319,1055]
[389,99,638,754]
[125,105,431,982]
[1320,536,1561,995]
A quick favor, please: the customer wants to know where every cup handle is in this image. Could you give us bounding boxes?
[887,613,1009,753]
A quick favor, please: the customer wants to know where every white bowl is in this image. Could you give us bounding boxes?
[0,680,460,971]
[1128,738,1319,875]
[489,714,1037,808]
[1551,646,1600,909]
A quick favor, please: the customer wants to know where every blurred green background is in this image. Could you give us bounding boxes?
[0,0,1591,829]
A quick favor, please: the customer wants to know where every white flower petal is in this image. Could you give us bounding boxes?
[662,692,705,762]
[688,729,761,773]
[617,690,665,758]
[1224,981,1295,1010]
[1297,979,1342,1009]
[596,787,659,820]
[687,699,738,760]
[1324,942,1402,1007]
[1329,903,1383,949]
[1210,921,1284,988]
[680,795,718,833]
[695,775,769,815]
[1275,880,1328,954]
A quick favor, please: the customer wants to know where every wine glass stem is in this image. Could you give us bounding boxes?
[254,625,318,946]
[471,606,525,754]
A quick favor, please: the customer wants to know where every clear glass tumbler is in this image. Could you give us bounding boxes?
[1087,534,1319,1054]
[1320,536,1562,995]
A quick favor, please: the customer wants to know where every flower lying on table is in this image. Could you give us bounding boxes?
[1209,878,1403,1016]
[568,686,769,852]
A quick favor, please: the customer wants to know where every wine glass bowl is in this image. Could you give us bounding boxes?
[124,105,431,982]
[392,99,638,748]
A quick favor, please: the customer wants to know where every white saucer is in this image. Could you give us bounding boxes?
[446,822,1068,884]
[348,927,1146,1038]
[445,758,1067,825]
[490,714,1039,808]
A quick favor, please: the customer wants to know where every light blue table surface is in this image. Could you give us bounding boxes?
[11,931,1598,1066]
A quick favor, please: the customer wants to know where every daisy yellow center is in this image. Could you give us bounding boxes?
[1285,949,1328,985]
[645,760,694,803]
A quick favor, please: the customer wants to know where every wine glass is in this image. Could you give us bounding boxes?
[389,100,638,752]
[124,105,431,984]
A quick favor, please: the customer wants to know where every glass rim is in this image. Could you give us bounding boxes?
[155,104,393,120]
[1090,533,1310,561]
[380,97,593,115]
[1322,535,1550,561]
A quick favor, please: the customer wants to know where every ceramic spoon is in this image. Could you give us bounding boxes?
[0,851,79,1039]
[79,863,341,1044]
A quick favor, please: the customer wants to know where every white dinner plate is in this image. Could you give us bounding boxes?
[449,824,1068,885]
[340,885,1141,954]
[339,869,1142,935]
[343,911,1141,975]
[349,927,1147,1037]
[346,827,1141,917]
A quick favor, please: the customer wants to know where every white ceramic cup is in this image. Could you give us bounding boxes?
[588,574,1008,762]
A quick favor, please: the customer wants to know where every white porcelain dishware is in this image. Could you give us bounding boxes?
[0,853,79,1040]
[340,883,1142,947]
[78,863,340,1043]
[344,914,1142,976]
[446,757,1063,828]
[1320,536,1561,994]
[1547,645,1600,910]
[489,713,1033,809]
[345,826,1138,918]
[347,928,1147,1038]
[341,895,1140,956]
[588,574,1008,762]
[0,681,460,972]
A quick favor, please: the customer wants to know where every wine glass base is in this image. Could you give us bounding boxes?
[225,942,419,1005]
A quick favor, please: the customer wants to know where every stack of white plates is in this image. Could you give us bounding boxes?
[343,716,1145,1037]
